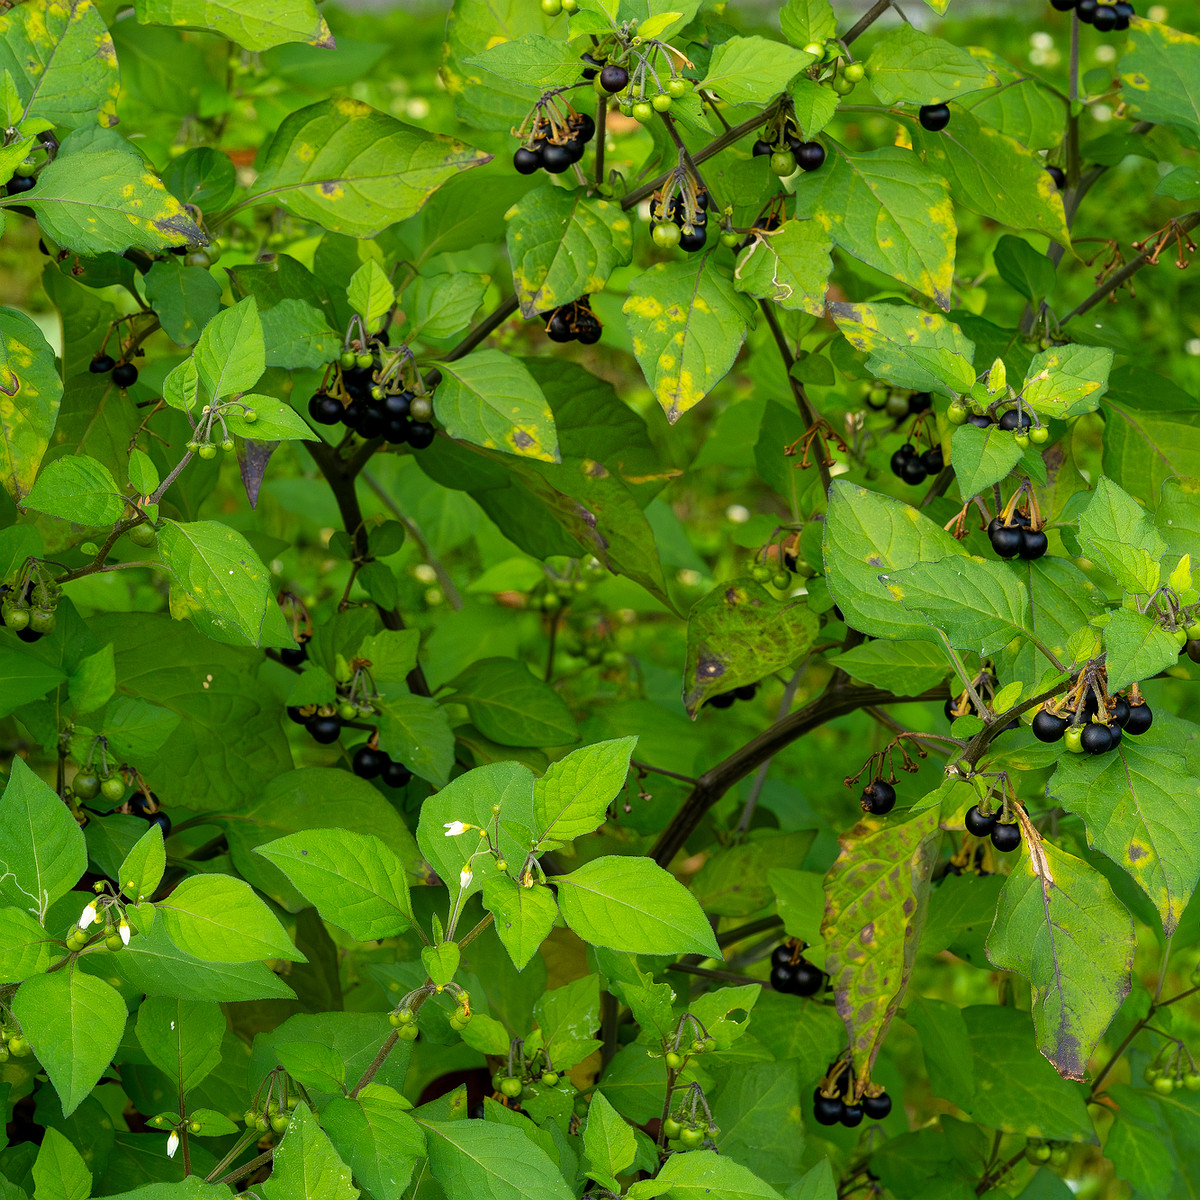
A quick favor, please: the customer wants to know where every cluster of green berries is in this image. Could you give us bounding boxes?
[662,1114,719,1148]
[802,39,867,97]
[602,63,692,122]
[0,1025,33,1063]
[72,766,128,805]
[540,0,578,14]
[751,117,826,177]
[0,580,57,642]
[1142,1059,1200,1096]
[1025,1141,1074,1168]
[243,1095,296,1134]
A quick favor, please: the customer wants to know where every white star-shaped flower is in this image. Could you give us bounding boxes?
[443,821,469,837]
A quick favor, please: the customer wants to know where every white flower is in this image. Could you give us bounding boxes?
[459,866,473,889]
[118,918,131,946]
[443,821,469,837]
[79,902,98,930]
[166,1131,179,1158]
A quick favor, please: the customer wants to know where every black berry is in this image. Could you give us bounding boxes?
[148,812,172,836]
[599,64,629,93]
[1109,695,1131,727]
[407,422,436,450]
[707,691,736,709]
[279,640,308,667]
[1076,0,1099,21]
[771,944,795,968]
[908,392,932,414]
[90,354,116,374]
[862,1093,892,1121]
[813,1091,844,1126]
[966,412,993,429]
[752,138,772,157]
[1050,0,1077,8]
[352,745,387,780]
[679,226,707,252]
[6,173,36,195]
[769,963,796,992]
[513,146,541,175]
[840,1102,864,1128]
[965,805,997,837]
[732,683,758,702]
[920,447,944,474]
[1124,703,1153,735]
[998,408,1031,432]
[1032,709,1068,742]
[540,143,574,174]
[1046,164,1067,190]
[991,821,1021,853]
[1018,528,1049,560]
[112,362,139,388]
[989,523,1022,559]
[791,960,826,996]
[381,759,412,788]
[918,104,951,132]
[306,713,342,744]
[1091,2,1118,30]
[796,141,826,171]
[861,779,896,815]
[286,705,308,725]
[308,392,344,426]
[1112,1,1134,29]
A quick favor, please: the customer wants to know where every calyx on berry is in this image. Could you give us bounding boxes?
[542,296,602,345]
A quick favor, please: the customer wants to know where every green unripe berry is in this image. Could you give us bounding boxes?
[947,400,968,425]
[770,150,796,177]
[27,607,54,634]
[243,409,257,424]
[8,1036,31,1058]
[396,1023,419,1041]
[771,571,791,590]
[73,772,100,800]
[270,1114,290,1133]
[751,564,773,583]
[632,101,654,123]
[885,393,909,418]
[448,1010,471,1031]
[355,352,374,369]
[1014,432,1031,450]
[1144,1064,1162,1084]
[573,1095,589,1117]
[1173,627,1189,649]
[679,1125,705,1148]
[666,78,689,97]
[198,443,218,460]
[832,74,856,95]
[844,61,866,82]
[410,396,433,422]
[1029,424,1050,445]
[4,607,29,632]
[498,1076,523,1098]
[1063,725,1085,754]
[255,1115,269,1132]
[221,439,235,453]
[1185,622,1200,641]
[129,523,157,548]
[652,223,681,249]
[105,933,124,951]
[0,1047,8,1064]
[540,1071,559,1086]
[652,93,672,112]
[101,774,126,802]
[803,42,824,57]
[720,230,740,248]
[664,1051,684,1070]
[562,0,579,12]
[1154,1074,1175,1095]
[662,1116,683,1139]
[542,0,562,12]
[338,701,357,721]
[1049,1145,1069,1168]
[1185,1072,1200,1092]
[340,350,357,369]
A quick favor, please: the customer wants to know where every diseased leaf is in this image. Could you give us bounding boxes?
[732,220,832,315]
[0,307,63,503]
[1022,344,1114,418]
[865,26,998,105]
[1119,19,1200,138]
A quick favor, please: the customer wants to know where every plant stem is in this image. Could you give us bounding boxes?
[844,0,894,45]
[667,962,763,985]
[631,759,700,785]
[457,911,494,950]
[349,1030,400,1099]
[215,1149,273,1188]
[937,631,988,717]
[594,94,607,184]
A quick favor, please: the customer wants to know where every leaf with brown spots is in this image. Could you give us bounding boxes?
[0,308,63,504]
[986,816,1135,1080]
[682,577,819,716]
[822,799,943,1091]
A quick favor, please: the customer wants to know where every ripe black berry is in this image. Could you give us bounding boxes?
[908,392,932,414]
[998,408,1032,432]
[732,683,758,702]
[840,1102,864,1128]
[352,745,387,779]
[546,311,572,343]
[813,1091,844,1126]
[991,821,1021,853]
[148,812,172,836]
[989,522,1022,559]
[6,173,36,195]
[90,354,116,374]
[1076,0,1099,20]
[861,779,896,815]
[386,418,411,445]
[1050,0,1077,8]
[966,412,993,429]
[407,422,436,450]
[540,143,573,174]
[1124,703,1153,735]
[279,639,308,667]
[890,443,917,477]
[1032,708,1068,742]
[791,960,826,996]
[1046,164,1066,190]
[381,759,413,788]
[918,104,951,132]
[1109,695,1131,726]
[513,146,541,175]
[863,1093,892,1121]
[308,392,344,426]
[797,141,826,171]
[306,713,342,744]
[1091,2,1118,29]
[965,805,997,837]
[358,403,386,439]
[286,706,308,725]
[599,64,629,93]
[920,447,944,474]
[571,113,596,142]
[112,362,139,388]
[769,963,796,992]
[707,691,736,709]
[579,53,601,81]
[752,138,772,157]
[129,791,158,818]
[1112,1,1134,28]
[1018,528,1049,560]
[771,944,795,968]
[900,456,927,485]
[679,226,707,252]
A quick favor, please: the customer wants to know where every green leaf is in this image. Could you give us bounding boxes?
[134,996,225,1095]
[950,422,1024,497]
[1104,405,1200,502]
[1021,343,1114,419]
[260,1102,358,1200]
[1049,741,1200,935]
[433,350,559,463]
[161,146,238,212]
[880,555,1030,655]
[481,876,558,970]
[532,736,636,846]
[260,300,341,370]
[0,307,63,503]
[247,97,490,238]
[789,76,841,139]
[683,577,819,715]
[506,186,633,319]
[465,34,586,89]
[629,1149,782,1199]
[322,1085,426,1200]
[1106,1084,1200,1200]
[1155,163,1200,200]
[0,905,54,985]
[708,1060,806,1189]
[830,638,952,695]
[1119,18,1200,138]
[864,26,998,105]
[779,0,836,48]
[1078,476,1167,595]
[828,300,976,395]
[23,455,123,527]
[694,832,817,918]
[0,758,87,922]
[422,1117,575,1200]
[792,145,955,311]
[16,148,205,256]
[0,1,119,130]
[347,261,394,333]
[986,829,1135,1079]
[193,298,266,402]
[255,830,414,941]
[532,973,602,1071]
[223,392,314,441]
[552,856,720,957]
[13,968,127,1117]
[133,0,334,51]
[912,107,1071,247]
[700,36,813,105]
[822,805,943,1085]
[447,657,577,748]
[0,643,67,719]
[407,272,490,341]
[823,480,968,643]
[623,259,755,423]
[158,519,274,646]
[142,261,223,347]
[732,219,833,315]
[32,1126,92,1200]
[993,233,1057,302]
[583,1088,636,1185]
[69,644,115,717]
[157,873,306,963]
[1103,607,1181,692]
[375,689,456,787]
[118,824,166,902]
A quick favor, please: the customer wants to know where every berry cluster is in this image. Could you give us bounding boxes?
[1143,1052,1200,1097]
[988,510,1048,561]
[890,441,943,486]
[705,681,758,709]
[650,180,709,252]
[0,580,57,642]
[800,39,866,98]
[308,348,436,449]
[513,109,595,176]
[866,385,932,420]
[812,1064,892,1128]
[90,352,139,388]
[860,778,896,815]
[1032,680,1152,755]
[608,68,692,122]
[128,789,172,836]
[964,803,1022,853]
[543,296,602,345]
[72,767,129,806]
[751,117,826,178]
[1050,0,1134,31]
[947,399,1051,448]
[351,742,413,788]
[769,941,827,996]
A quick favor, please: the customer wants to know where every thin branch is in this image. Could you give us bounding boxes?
[423,295,521,387]
[667,963,762,985]
[349,1030,400,1100]
[632,759,700,785]
[844,0,895,45]
[215,1149,273,1188]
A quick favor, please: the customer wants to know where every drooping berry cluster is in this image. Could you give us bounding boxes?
[650,178,709,252]
[0,578,58,643]
[1050,0,1134,31]
[812,1063,892,1129]
[705,681,758,710]
[513,109,595,176]
[1032,678,1152,755]
[890,441,943,486]
[543,296,602,345]
[351,742,414,789]
[308,346,436,449]
[988,509,1048,561]
[866,385,932,420]
[769,941,827,996]
[964,803,1022,853]
[90,352,139,388]
[751,116,826,178]
[608,61,692,122]
[947,399,1051,447]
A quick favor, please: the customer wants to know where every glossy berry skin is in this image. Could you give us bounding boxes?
[989,524,1022,559]
[890,444,915,477]
[513,146,541,175]
[991,821,1022,853]
[771,943,795,969]
[966,412,993,429]
[861,779,896,815]
[1046,164,1067,190]
[840,1102,864,1128]
[1112,0,1134,28]
[769,963,796,992]
[90,353,116,374]
[308,392,344,426]
[863,1093,892,1121]
[920,447,944,474]
[998,408,1032,432]
[1076,0,1099,19]
[679,226,707,252]
[918,103,951,132]
[1081,721,1113,754]
[148,812,172,836]
[752,138,772,157]
[1018,528,1049,561]
[381,759,413,788]
[352,745,387,780]
[1109,695,1131,727]
[279,640,308,667]
[1124,703,1153,735]
[1050,0,1077,8]
[965,805,997,837]
[286,705,308,725]
[306,713,342,744]
[791,140,826,173]
[599,64,628,93]
[112,362,139,388]
[813,1091,844,1126]
[407,421,436,449]
[73,772,100,800]
[1091,2,1118,29]
[1032,708,1068,742]
[900,456,927,485]
[540,143,573,174]
[791,960,825,996]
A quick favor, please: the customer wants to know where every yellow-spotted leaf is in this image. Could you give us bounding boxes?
[0,0,120,130]
[1119,19,1200,138]
[865,25,998,106]
[623,258,756,423]
[792,144,956,311]
[0,308,63,504]
[1022,344,1114,418]
[506,186,633,318]
[433,349,559,462]
[246,98,490,238]
[15,148,205,255]
[134,0,334,52]
[733,219,832,315]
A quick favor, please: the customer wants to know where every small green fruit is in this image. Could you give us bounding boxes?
[243,409,257,424]
[105,933,124,951]
[340,351,357,369]
[803,41,824,56]
[771,571,791,590]
[244,1110,258,1128]
[666,78,689,97]
[498,1076,523,1099]
[338,701,357,721]
[1049,1145,1069,1168]
[720,230,740,248]
[542,0,562,12]
[396,1023,419,1041]
[843,61,866,82]
[651,93,672,112]
[751,564,773,583]
[73,771,100,800]
[29,608,55,634]
[770,150,796,176]
[832,74,856,95]
[410,396,433,422]
[632,101,654,123]
[1014,432,1031,450]
[947,401,968,425]
[1063,725,1085,754]
[662,1116,683,1139]
[1029,424,1050,445]
[270,1114,290,1133]
[100,774,126,802]
[5,607,29,632]
[129,523,157,548]
[1144,1065,1162,1084]
[664,1051,684,1070]
[540,1071,559,1086]
[221,439,235,452]
[652,222,681,249]
[885,393,909,418]
[198,443,218,460]
[1185,622,1200,641]
[8,1036,31,1058]
[1173,627,1188,649]
[1154,1075,1175,1095]
[1184,1072,1200,1092]
[679,1125,705,1148]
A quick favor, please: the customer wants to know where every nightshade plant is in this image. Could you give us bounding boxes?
[0,0,1199,1198]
